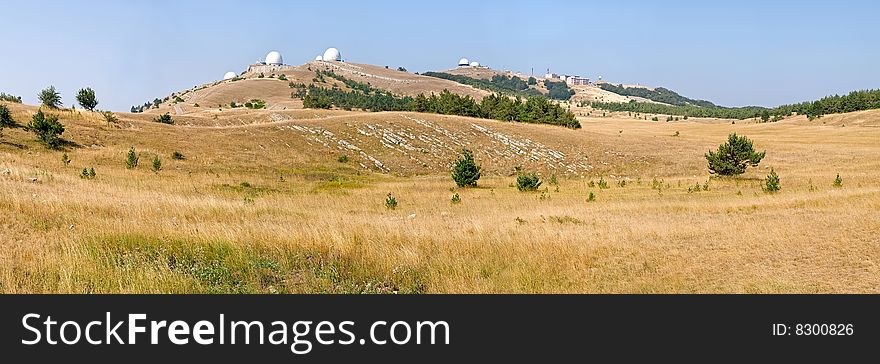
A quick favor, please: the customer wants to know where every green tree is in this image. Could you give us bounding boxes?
[451,149,481,187]
[0,104,13,127]
[516,173,542,191]
[76,87,98,111]
[126,147,139,169]
[705,133,766,176]
[26,110,65,148]
[527,77,537,86]
[38,86,63,109]
[152,155,162,172]
[154,113,173,124]
[761,109,770,123]
[833,174,842,187]
[763,168,780,193]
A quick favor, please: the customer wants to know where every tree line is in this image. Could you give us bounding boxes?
[589,88,880,120]
[302,72,580,128]
[598,83,716,107]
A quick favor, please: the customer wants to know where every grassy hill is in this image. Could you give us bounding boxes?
[2,100,879,293]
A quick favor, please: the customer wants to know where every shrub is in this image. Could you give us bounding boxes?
[617,179,626,187]
[548,174,558,186]
[38,86,62,109]
[763,168,780,193]
[597,177,609,189]
[452,149,481,187]
[126,147,139,169]
[244,99,266,109]
[385,193,398,209]
[171,151,185,160]
[101,111,118,124]
[516,173,542,192]
[451,193,461,204]
[833,174,842,187]
[527,77,537,86]
[26,110,65,148]
[673,131,679,137]
[0,104,13,127]
[705,133,765,176]
[76,87,98,110]
[154,113,173,124]
[151,155,162,172]
[278,74,287,81]
[587,191,595,202]
[61,153,71,165]
[337,154,349,163]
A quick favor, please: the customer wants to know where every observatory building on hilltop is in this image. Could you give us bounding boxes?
[315,55,323,61]
[457,58,484,68]
[247,50,293,74]
[265,51,284,66]
[322,47,342,62]
[223,72,237,80]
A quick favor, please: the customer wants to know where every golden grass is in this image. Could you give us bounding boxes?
[1,102,878,293]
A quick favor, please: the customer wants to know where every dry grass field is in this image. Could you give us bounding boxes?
[1,101,878,293]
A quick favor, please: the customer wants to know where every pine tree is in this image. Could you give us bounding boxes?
[451,149,481,187]
[26,110,65,148]
[126,147,139,169]
[705,133,766,176]
[152,155,162,172]
[38,86,63,109]
[76,87,99,111]
[763,168,780,193]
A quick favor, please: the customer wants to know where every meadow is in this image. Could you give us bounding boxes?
[2,103,878,293]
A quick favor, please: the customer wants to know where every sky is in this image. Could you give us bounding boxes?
[2,0,879,111]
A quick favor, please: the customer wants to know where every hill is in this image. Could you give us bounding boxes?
[2,100,880,293]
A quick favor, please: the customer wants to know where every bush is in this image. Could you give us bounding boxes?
[597,177,609,189]
[171,151,185,160]
[26,110,65,148]
[151,155,162,172]
[244,99,266,109]
[98,111,117,125]
[0,104,13,127]
[451,193,461,204]
[763,168,780,193]
[451,149,481,187]
[278,74,287,81]
[385,193,398,209]
[38,86,62,109]
[516,173,542,191]
[154,113,173,124]
[126,147,139,169]
[76,87,98,110]
[833,174,842,187]
[705,133,765,176]
[61,153,70,165]
[337,154,349,163]
[587,191,595,202]
[527,77,537,86]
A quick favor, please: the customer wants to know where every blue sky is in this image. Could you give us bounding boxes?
[2,0,878,111]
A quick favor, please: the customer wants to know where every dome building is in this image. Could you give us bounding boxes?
[470,61,480,67]
[315,55,323,61]
[323,48,341,62]
[223,72,237,80]
[458,58,470,67]
[265,51,283,65]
